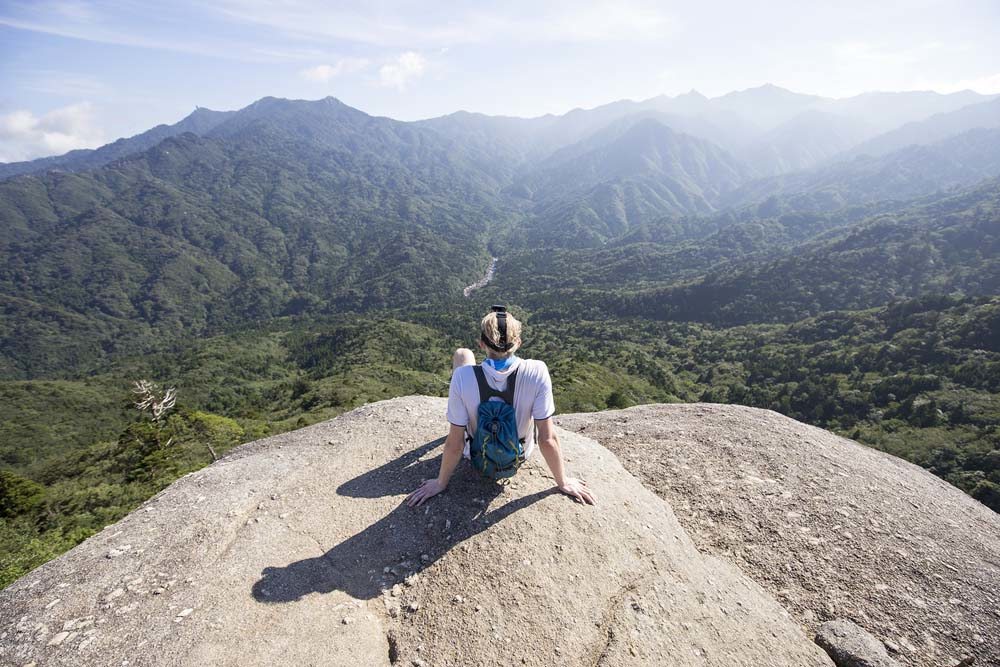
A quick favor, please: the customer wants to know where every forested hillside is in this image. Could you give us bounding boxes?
[510,119,753,247]
[724,127,1000,210]
[619,180,1000,324]
[0,98,510,377]
[2,90,998,587]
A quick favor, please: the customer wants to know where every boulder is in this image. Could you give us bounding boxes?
[558,402,1000,667]
[0,397,831,666]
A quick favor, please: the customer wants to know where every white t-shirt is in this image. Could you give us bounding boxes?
[446,357,555,459]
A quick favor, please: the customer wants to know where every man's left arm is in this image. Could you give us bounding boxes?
[536,417,596,505]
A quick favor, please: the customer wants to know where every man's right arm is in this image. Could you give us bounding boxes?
[405,423,466,507]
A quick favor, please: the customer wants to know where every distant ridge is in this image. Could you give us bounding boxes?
[845,96,1000,158]
[0,107,234,180]
[726,126,1000,210]
[6,85,993,181]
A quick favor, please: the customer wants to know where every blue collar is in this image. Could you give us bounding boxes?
[484,355,517,371]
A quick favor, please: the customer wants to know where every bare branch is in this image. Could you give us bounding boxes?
[132,380,177,423]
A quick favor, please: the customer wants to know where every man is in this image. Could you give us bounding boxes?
[406,308,595,507]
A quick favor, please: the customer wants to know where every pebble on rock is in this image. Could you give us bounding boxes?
[47,631,70,646]
[815,619,902,667]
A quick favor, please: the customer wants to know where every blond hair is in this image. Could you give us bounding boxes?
[480,310,522,357]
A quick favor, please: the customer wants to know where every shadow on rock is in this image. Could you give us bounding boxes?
[253,437,555,602]
[335,436,445,498]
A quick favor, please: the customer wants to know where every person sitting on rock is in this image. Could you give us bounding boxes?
[406,307,595,507]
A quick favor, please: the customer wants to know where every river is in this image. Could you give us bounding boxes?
[463,257,497,298]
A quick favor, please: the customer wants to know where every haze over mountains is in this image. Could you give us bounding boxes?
[3,84,995,179]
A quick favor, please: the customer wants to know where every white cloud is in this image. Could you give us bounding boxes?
[378,52,426,90]
[209,0,675,47]
[299,58,370,82]
[0,102,105,163]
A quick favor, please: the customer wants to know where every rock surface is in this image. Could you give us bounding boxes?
[557,402,1000,667]
[815,619,901,667]
[0,397,832,667]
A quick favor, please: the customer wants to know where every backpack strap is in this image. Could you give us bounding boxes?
[502,369,517,405]
[473,366,518,406]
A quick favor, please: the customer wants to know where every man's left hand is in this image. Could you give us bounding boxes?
[557,477,596,505]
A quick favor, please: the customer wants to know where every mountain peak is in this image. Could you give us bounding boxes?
[174,106,232,132]
[725,83,812,99]
[212,95,372,137]
[239,95,350,112]
[677,89,708,101]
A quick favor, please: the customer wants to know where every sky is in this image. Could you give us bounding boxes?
[1,0,999,162]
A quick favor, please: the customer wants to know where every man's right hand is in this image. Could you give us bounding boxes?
[406,479,446,507]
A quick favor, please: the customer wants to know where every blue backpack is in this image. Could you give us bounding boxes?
[469,366,525,480]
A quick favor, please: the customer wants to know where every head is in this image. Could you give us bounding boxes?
[479,306,522,359]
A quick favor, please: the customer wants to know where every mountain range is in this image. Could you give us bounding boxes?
[5,85,996,181]
[2,85,999,376]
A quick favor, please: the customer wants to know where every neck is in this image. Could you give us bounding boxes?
[485,354,516,371]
